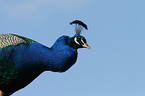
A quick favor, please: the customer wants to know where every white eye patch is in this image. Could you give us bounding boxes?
[74,37,80,45]
[74,37,86,46]
[81,39,85,45]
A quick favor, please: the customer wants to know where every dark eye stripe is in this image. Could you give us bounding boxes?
[77,37,81,40]
[75,36,87,46]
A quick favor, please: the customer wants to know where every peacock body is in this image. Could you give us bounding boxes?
[0,20,90,96]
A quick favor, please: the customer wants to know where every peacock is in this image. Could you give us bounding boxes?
[0,20,90,96]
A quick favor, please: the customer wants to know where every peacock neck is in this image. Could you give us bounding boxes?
[39,36,78,72]
[15,36,78,74]
[45,47,77,72]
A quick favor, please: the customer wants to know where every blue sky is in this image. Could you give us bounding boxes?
[0,0,145,96]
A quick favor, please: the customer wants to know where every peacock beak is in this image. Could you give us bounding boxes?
[83,43,91,49]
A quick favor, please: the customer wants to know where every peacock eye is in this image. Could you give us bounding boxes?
[77,37,81,41]
[74,37,80,45]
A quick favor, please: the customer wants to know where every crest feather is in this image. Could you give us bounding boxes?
[70,20,88,35]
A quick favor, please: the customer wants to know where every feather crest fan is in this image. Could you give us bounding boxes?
[70,20,88,35]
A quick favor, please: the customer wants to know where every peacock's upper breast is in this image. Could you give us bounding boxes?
[48,47,78,72]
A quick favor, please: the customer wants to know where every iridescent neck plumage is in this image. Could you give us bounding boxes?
[47,36,77,72]
[14,36,77,73]
[41,36,77,72]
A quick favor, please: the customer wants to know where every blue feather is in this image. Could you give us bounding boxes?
[0,35,79,95]
[0,20,90,96]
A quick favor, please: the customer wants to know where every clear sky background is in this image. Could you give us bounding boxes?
[0,0,145,96]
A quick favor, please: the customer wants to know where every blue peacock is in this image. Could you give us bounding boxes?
[0,20,90,96]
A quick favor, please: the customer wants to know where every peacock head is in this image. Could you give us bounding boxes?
[70,20,91,49]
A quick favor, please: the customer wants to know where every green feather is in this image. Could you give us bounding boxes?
[10,34,37,44]
[0,34,37,48]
